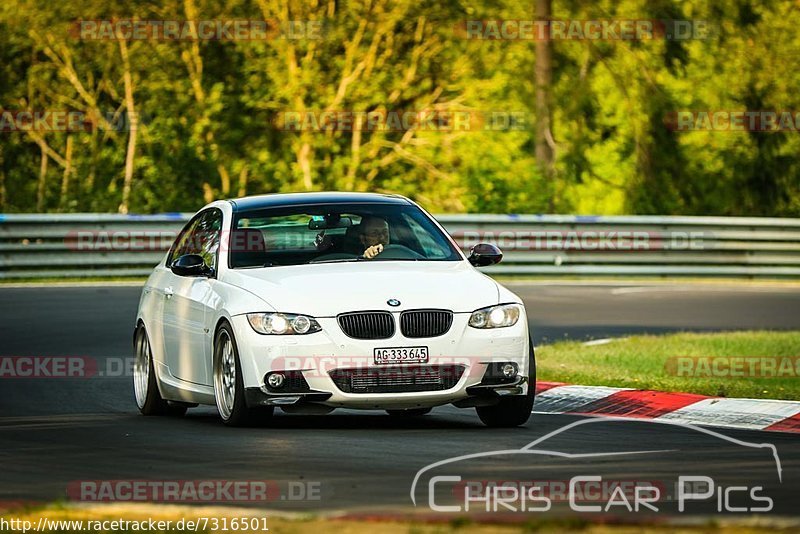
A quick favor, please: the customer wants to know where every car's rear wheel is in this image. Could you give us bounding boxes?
[213,322,272,426]
[386,407,432,417]
[133,326,187,416]
[475,339,536,428]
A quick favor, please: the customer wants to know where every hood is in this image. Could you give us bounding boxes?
[223,260,500,316]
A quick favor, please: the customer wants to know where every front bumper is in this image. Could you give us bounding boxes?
[230,310,530,410]
[244,388,332,407]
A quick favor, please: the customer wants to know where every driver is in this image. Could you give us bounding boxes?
[358,216,390,259]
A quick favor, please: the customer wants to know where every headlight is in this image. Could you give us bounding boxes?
[468,304,520,329]
[247,313,322,335]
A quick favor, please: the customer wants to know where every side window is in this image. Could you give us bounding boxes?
[194,209,223,271]
[166,209,223,271]
[166,216,201,266]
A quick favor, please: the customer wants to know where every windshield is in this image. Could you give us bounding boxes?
[229,203,462,268]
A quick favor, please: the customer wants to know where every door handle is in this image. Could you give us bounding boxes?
[164,287,174,299]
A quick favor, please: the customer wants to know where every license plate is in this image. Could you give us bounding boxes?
[374,346,429,364]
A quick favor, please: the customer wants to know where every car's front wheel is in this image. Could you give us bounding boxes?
[213,322,272,426]
[475,340,536,428]
[133,326,186,416]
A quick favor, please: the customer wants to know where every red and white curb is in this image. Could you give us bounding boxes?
[534,382,800,433]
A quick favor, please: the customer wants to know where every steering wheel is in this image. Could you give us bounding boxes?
[373,244,424,260]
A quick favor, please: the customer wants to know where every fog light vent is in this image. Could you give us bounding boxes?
[481,362,519,385]
[264,371,310,393]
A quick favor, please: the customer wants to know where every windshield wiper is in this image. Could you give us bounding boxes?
[307,257,365,264]
[236,261,276,269]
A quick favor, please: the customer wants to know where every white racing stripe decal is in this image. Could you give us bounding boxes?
[533,385,632,414]
[656,398,800,430]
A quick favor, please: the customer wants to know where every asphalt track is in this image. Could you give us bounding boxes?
[0,282,799,520]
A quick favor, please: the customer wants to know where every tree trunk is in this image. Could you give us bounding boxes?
[119,38,137,214]
[237,167,248,197]
[297,139,313,190]
[36,142,48,212]
[535,0,555,210]
[0,144,5,211]
[218,164,231,196]
[60,135,73,210]
[0,145,6,213]
[86,128,97,192]
[346,114,363,191]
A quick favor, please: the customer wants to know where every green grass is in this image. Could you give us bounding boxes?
[537,331,800,400]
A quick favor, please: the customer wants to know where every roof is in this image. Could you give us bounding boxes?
[228,192,412,212]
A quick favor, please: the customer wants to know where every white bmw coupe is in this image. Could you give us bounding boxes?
[134,192,535,427]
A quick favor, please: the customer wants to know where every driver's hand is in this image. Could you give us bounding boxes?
[363,244,384,259]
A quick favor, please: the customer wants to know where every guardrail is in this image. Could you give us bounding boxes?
[1,213,800,279]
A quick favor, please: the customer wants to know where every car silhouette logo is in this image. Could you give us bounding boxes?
[387,299,401,307]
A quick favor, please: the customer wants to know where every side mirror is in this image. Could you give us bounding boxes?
[468,243,503,267]
[171,254,213,277]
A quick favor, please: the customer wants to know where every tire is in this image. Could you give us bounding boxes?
[133,326,187,416]
[476,339,536,428]
[213,322,273,426]
[386,407,432,417]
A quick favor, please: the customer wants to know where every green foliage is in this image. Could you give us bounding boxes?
[0,0,798,215]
